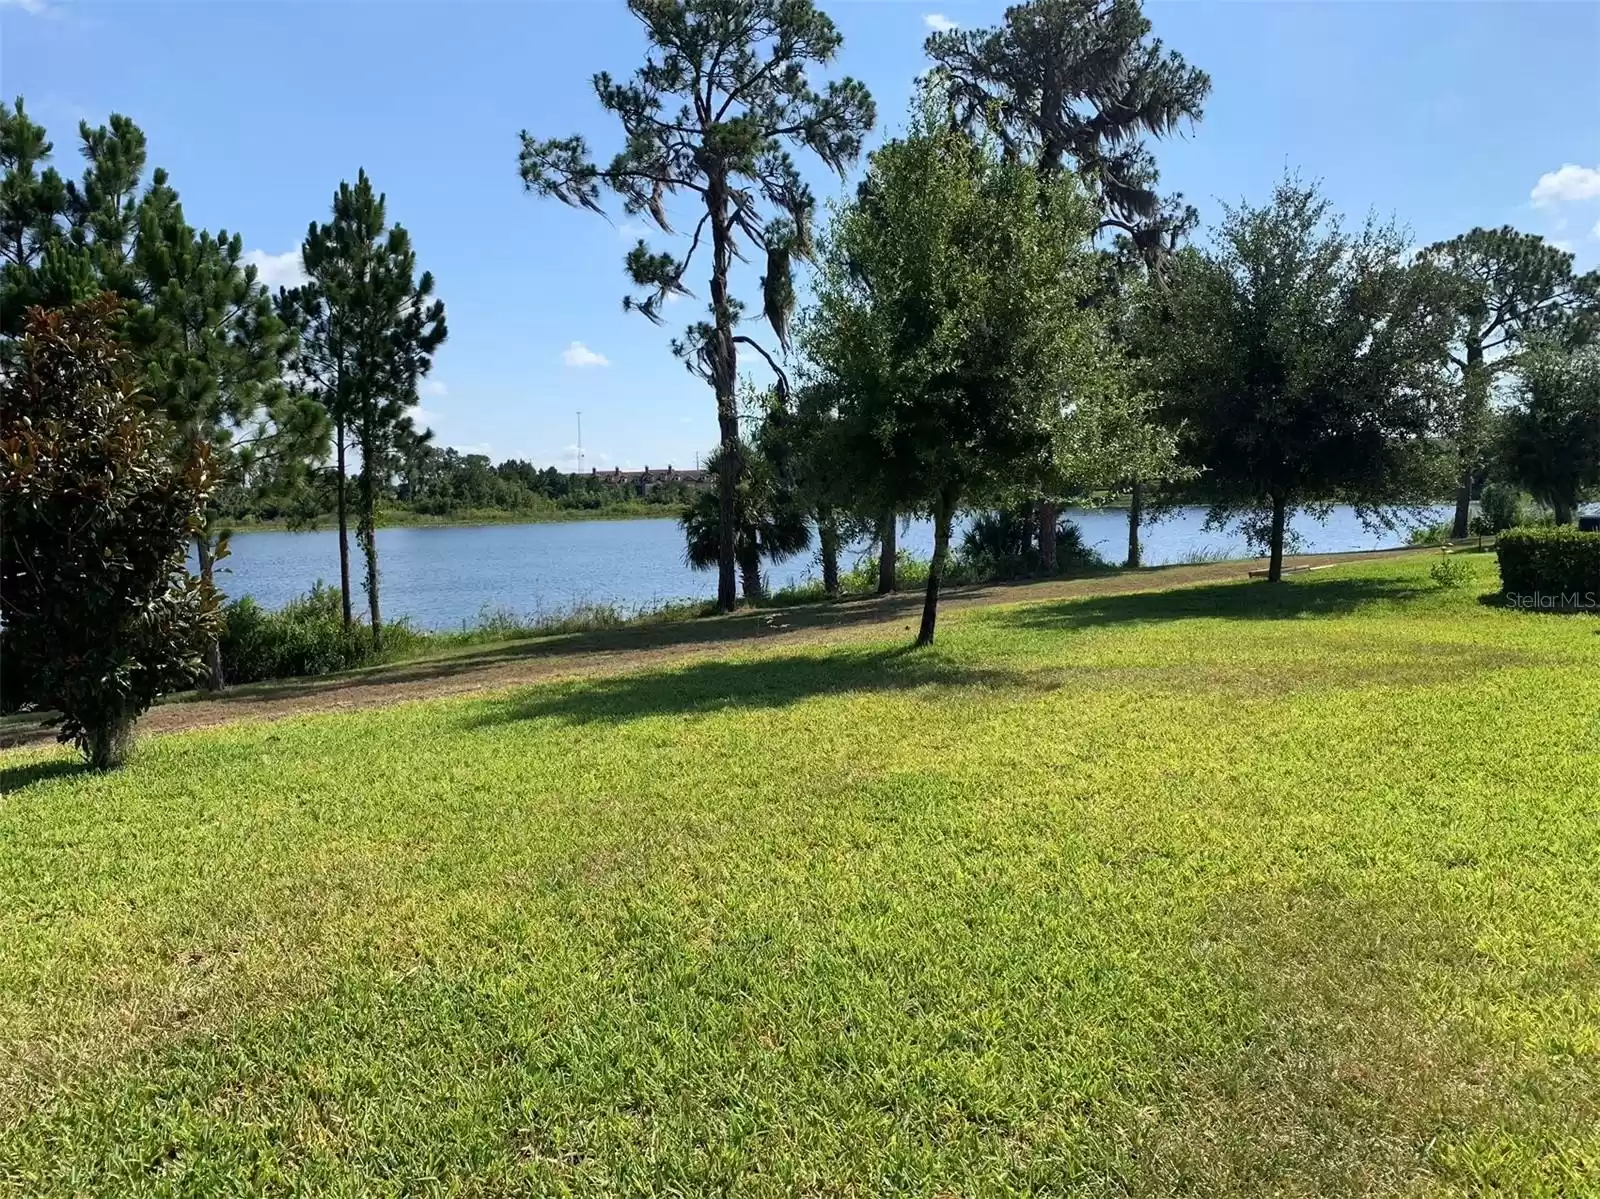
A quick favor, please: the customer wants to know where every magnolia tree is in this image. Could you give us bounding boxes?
[0,298,219,768]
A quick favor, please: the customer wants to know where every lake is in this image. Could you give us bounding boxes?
[215,504,1446,630]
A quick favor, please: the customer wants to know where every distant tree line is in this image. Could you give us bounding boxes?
[222,447,712,525]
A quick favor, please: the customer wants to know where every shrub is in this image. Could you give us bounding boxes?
[1408,521,1454,546]
[1495,526,1600,607]
[220,584,413,684]
[1428,552,1475,590]
[1474,483,1532,535]
[0,298,219,769]
[841,548,934,593]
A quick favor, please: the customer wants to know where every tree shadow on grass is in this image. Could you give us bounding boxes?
[189,592,936,709]
[0,755,86,794]
[458,646,1028,730]
[995,576,1425,635]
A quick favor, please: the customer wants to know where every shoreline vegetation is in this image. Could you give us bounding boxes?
[205,529,1127,686]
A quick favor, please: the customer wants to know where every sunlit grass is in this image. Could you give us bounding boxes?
[2,553,1596,1195]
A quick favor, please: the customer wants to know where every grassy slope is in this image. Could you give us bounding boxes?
[2,554,1597,1196]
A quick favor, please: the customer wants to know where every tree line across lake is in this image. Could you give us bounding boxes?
[235,449,714,528]
[4,0,1600,768]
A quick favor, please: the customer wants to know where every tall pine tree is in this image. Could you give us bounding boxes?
[518,0,874,612]
[129,194,324,688]
[290,171,445,647]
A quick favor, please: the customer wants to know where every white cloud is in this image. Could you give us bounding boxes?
[1530,164,1600,208]
[421,378,448,399]
[618,220,651,241]
[1552,239,1576,254]
[0,0,52,14]
[1592,218,1600,240]
[242,248,307,291]
[562,341,609,368]
[410,407,442,428]
[924,12,957,32]
[452,442,493,457]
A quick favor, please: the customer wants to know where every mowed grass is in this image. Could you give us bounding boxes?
[2,554,1597,1196]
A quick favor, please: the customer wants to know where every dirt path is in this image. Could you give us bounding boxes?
[0,547,1427,750]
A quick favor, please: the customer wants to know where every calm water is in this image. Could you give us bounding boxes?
[215,505,1445,630]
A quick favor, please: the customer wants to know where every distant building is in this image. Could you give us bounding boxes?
[578,465,712,496]
[1578,503,1600,534]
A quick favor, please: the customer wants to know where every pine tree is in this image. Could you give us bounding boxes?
[0,99,95,342]
[292,171,446,648]
[128,195,324,688]
[926,0,1208,227]
[518,0,874,612]
[1,98,69,331]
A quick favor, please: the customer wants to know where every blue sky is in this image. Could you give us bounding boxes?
[5,0,1598,469]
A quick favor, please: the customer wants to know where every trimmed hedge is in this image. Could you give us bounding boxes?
[1496,526,1600,606]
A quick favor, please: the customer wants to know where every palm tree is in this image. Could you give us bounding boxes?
[682,442,810,602]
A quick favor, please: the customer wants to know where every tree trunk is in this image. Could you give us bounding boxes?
[84,707,136,771]
[1037,499,1058,574]
[1554,496,1575,526]
[335,422,353,630]
[818,507,841,597]
[359,407,382,650]
[1452,467,1473,542]
[707,168,739,614]
[1126,478,1144,569]
[916,491,955,647]
[877,510,897,594]
[1452,337,1487,540]
[738,542,764,603]
[194,532,225,690]
[1267,492,1288,583]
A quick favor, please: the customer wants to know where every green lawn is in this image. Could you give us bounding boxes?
[2,554,1597,1196]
